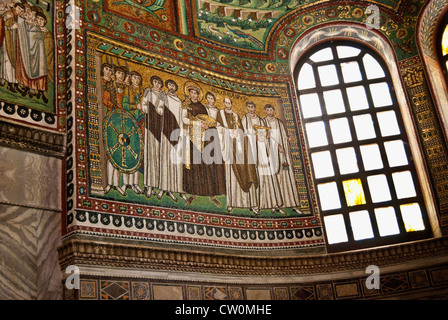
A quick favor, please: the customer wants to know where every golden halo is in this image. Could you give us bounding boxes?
[184,81,203,101]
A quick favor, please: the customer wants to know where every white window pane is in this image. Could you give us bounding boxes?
[323,89,345,115]
[392,171,417,199]
[370,82,392,108]
[377,110,400,137]
[400,203,425,232]
[363,54,385,80]
[349,210,374,240]
[324,214,348,244]
[375,207,400,236]
[318,65,339,86]
[300,93,322,119]
[353,114,376,140]
[367,174,392,203]
[311,151,334,179]
[341,61,362,83]
[310,47,333,62]
[337,46,361,59]
[347,86,369,111]
[336,147,359,174]
[306,121,328,147]
[318,182,341,211]
[384,140,408,167]
[360,144,383,171]
[330,118,352,144]
[298,63,316,90]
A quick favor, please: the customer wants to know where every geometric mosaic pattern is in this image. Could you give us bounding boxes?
[380,274,409,294]
[132,282,150,300]
[291,286,315,300]
[100,281,130,300]
[69,209,324,250]
[70,263,448,300]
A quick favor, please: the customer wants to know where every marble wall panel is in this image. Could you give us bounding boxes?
[0,205,62,299]
[245,289,272,300]
[0,146,62,299]
[0,146,61,211]
[152,284,184,300]
[0,206,36,299]
[36,208,63,300]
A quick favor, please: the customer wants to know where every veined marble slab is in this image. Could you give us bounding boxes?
[0,146,61,211]
[0,205,62,299]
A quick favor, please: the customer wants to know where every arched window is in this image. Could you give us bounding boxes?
[438,12,448,87]
[294,40,432,252]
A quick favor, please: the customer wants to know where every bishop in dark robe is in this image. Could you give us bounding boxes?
[181,84,225,206]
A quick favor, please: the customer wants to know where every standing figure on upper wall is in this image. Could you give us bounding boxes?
[216,97,259,214]
[181,82,226,206]
[264,104,302,214]
[0,0,18,93]
[101,62,117,113]
[203,91,219,121]
[102,62,126,196]
[1,2,23,94]
[122,70,144,195]
[241,101,285,214]
[14,2,50,103]
[35,10,53,85]
[113,66,127,109]
[159,78,187,202]
[138,75,165,199]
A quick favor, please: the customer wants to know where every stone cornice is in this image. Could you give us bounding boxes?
[58,236,448,276]
[0,120,66,158]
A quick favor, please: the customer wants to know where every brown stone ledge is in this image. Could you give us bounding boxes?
[0,120,65,158]
[58,236,448,276]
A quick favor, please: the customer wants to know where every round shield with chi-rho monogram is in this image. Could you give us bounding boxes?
[103,110,143,173]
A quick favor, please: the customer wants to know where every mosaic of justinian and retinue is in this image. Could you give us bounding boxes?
[65,29,323,250]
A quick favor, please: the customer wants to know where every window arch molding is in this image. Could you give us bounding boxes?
[436,12,448,78]
[417,0,448,145]
[289,23,441,251]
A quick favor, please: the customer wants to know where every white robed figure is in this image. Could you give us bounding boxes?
[0,7,17,88]
[139,75,165,198]
[241,101,285,215]
[263,104,302,214]
[159,79,188,202]
[15,6,49,97]
[216,98,259,215]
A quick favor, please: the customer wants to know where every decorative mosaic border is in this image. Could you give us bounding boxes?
[0,103,58,128]
[65,209,324,250]
[68,262,448,300]
[399,56,448,227]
